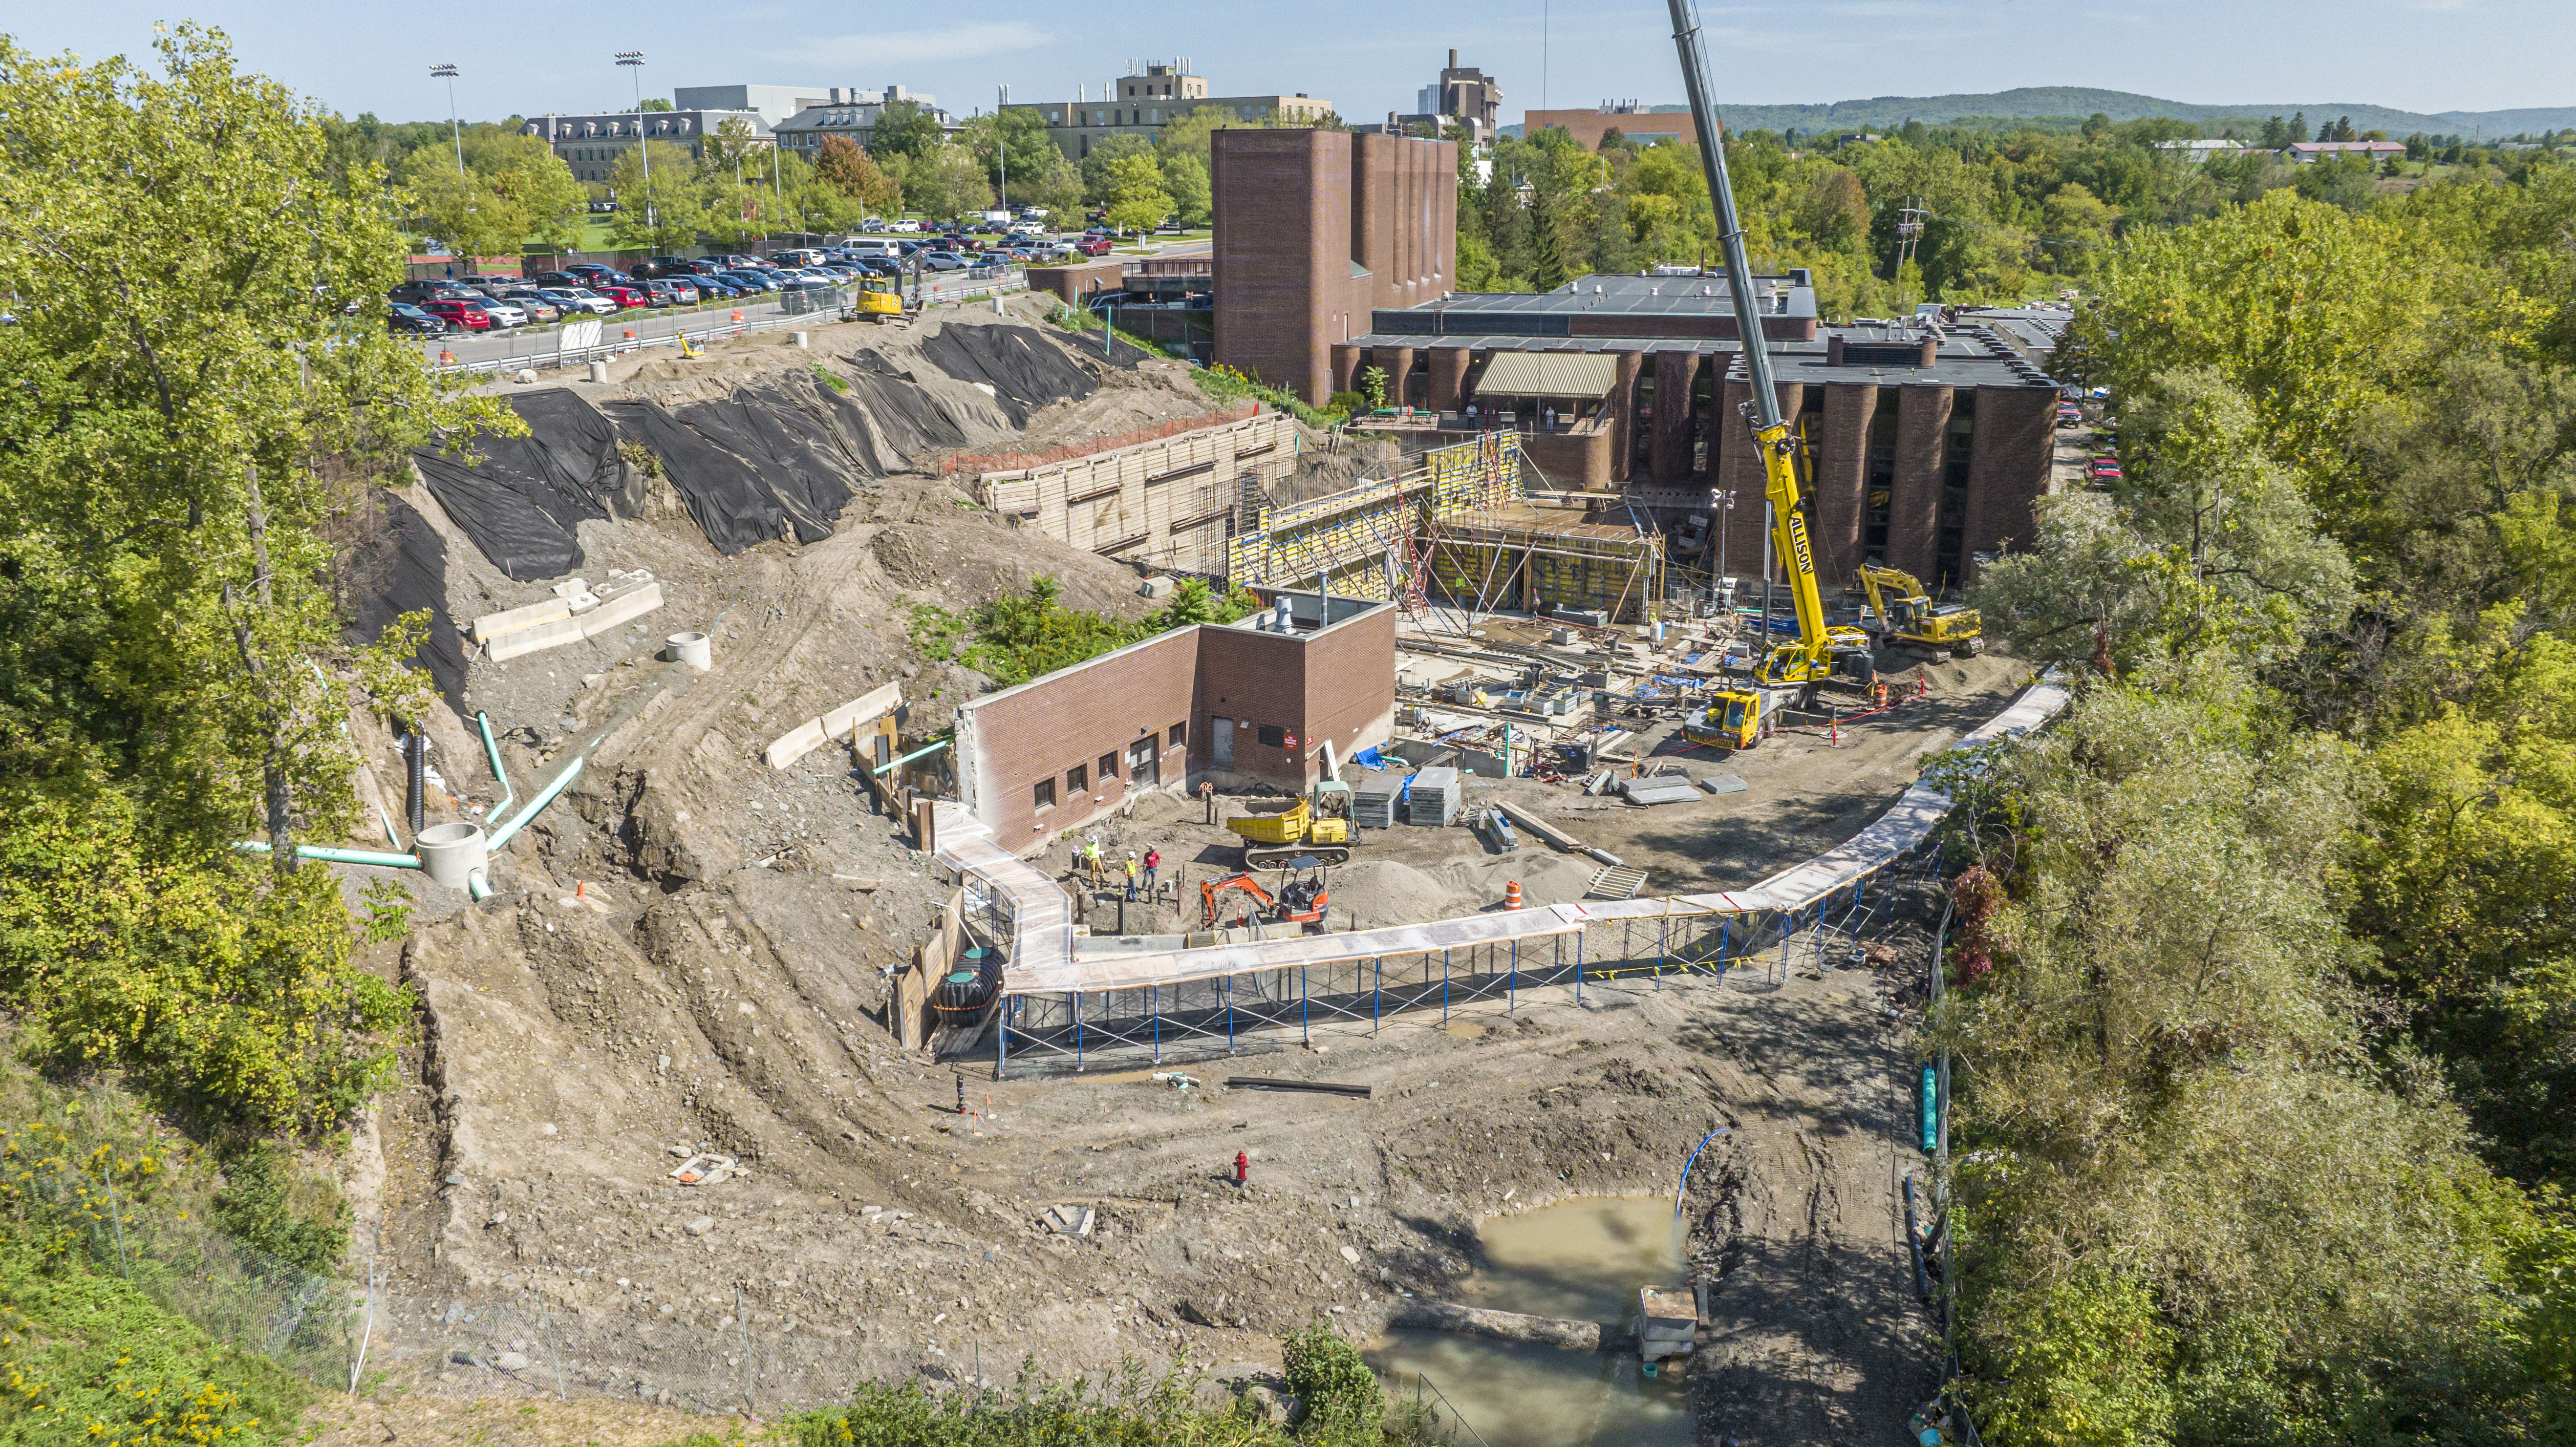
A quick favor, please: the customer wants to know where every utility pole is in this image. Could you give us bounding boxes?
[997,84,1009,211]
[615,52,652,243]
[430,64,464,179]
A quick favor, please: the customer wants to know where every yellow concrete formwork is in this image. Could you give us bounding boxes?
[1226,433,1524,594]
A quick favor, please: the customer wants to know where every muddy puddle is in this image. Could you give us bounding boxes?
[1366,1196,1692,1447]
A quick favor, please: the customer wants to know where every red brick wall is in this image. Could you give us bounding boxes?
[1713,378,1804,583]
[1964,384,2057,574]
[962,628,1202,851]
[1025,259,1126,306]
[1650,350,1700,488]
[1214,129,1351,404]
[1888,384,1952,581]
[1812,381,1876,585]
[961,609,1398,849]
[1301,606,1398,776]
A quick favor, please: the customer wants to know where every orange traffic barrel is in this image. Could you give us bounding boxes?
[1504,881,1523,911]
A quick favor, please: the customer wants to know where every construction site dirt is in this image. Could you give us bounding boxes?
[344,301,2013,1441]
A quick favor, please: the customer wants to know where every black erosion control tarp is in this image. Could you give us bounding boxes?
[919,322,1097,426]
[837,351,969,460]
[410,390,637,581]
[600,371,883,555]
[343,489,468,709]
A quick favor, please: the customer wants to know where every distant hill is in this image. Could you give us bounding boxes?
[1500,87,2576,139]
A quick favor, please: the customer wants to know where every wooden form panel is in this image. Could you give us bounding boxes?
[979,413,1296,575]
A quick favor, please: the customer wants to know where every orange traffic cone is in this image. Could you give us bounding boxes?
[621,326,635,341]
[1504,881,1523,911]
[730,308,745,326]
[437,348,456,367]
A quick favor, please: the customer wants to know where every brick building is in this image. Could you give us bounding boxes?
[1322,278,2060,589]
[1210,128,1457,405]
[1523,102,1699,150]
[953,594,1396,850]
[522,109,770,185]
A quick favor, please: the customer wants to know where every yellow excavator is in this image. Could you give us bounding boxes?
[1667,0,1879,751]
[1857,564,1982,660]
[848,273,905,320]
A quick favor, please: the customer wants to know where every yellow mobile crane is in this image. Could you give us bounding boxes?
[1667,0,1877,750]
[1857,564,1983,659]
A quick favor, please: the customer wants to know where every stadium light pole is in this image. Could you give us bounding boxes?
[429,64,463,179]
[615,51,654,240]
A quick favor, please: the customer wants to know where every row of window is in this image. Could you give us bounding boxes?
[1032,723,1187,812]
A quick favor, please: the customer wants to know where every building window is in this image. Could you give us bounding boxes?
[1169,722,1188,747]
[1066,763,1087,796]
[1257,724,1285,749]
[1098,751,1120,784]
[1034,778,1056,811]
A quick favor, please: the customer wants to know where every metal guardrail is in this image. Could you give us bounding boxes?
[424,271,1028,378]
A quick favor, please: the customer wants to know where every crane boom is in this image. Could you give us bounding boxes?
[1663,0,1845,687]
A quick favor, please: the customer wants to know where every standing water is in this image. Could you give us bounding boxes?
[1366,1196,1691,1447]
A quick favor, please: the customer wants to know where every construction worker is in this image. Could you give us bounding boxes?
[1142,847,1160,896]
[1083,835,1105,886]
[1200,781,1217,826]
[1123,851,1140,901]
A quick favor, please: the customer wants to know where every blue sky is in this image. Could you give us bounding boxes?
[10,0,2567,126]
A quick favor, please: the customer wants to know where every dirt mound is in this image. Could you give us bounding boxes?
[920,322,1098,426]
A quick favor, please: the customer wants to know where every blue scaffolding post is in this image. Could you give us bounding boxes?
[1575,927,1586,1004]
[1372,957,1382,1034]
[1508,938,1519,1014]
[1442,949,1452,1022]
[1224,975,1236,1051]
[1073,990,1084,1072]
[1151,985,1161,1064]
[1718,916,1731,982]
[1656,909,1669,990]
[1301,966,1310,1045]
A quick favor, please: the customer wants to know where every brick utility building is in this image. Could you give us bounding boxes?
[1210,128,1457,406]
[1018,62,1337,162]
[954,594,1396,851]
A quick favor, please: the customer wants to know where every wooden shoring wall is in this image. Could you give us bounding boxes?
[978,413,1298,576]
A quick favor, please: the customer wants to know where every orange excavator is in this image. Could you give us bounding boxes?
[1200,856,1332,931]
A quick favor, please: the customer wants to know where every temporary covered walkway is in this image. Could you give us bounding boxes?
[928,676,2069,1073]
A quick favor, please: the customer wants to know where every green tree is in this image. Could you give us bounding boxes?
[896,139,993,221]
[1160,151,1210,227]
[966,107,1062,206]
[815,132,900,214]
[0,24,494,1132]
[1081,132,1156,207]
[1103,152,1174,233]
[870,99,945,161]
[400,130,586,261]
[604,138,706,251]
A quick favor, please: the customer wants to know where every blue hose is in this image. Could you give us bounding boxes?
[1674,1126,1732,1220]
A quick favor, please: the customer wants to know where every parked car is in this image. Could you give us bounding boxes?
[419,299,494,331]
[494,289,561,324]
[715,270,778,293]
[642,278,695,305]
[528,271,585,289]
[2091,460,2123,480]
[591,283,649,309]
[686,274,746,298]
[389,279,474,305]
[887,218,922,233]
[537,287,616,316]
[386,302,449,335]
[1073,236,1113,256]
[564,262,623,285]
[859,216,886,231]
[916,251,968,272]
[631,255,695,279]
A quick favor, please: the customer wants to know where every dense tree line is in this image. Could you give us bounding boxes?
[1458,115,2568,317]
[1946,166,2576,1442]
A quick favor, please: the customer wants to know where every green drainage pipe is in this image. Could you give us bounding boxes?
[487,755,583,853]
[873,738,950,775]
[234,841,423,870]
[476,711,516,821]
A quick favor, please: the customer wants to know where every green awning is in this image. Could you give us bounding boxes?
[1474,350,1617,399]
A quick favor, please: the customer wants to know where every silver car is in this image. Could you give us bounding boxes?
[496,289,562,324]
[475,297,529,328]
[545,287,618,316]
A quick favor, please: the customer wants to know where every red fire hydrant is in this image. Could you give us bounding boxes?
[1234,1149,1249,1186]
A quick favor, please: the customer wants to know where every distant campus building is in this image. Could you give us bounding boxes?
[1014,62,1336,160]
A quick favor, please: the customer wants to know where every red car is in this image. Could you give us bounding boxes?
[2091,460,2123,479]
[419,299,494,331]
[1073,236,1113,256]
[592,283,649,308]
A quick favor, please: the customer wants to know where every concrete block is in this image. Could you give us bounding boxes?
[577,581,664,638]
[472,597,573,644]
[487,613,586,661]
[819,681,903,740]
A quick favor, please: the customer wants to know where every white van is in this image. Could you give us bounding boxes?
[843,237,902,258]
